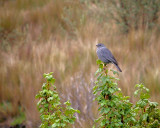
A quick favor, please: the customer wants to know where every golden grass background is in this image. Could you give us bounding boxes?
[0,0,160,127]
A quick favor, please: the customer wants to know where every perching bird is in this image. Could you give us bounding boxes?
[96,43,122,72]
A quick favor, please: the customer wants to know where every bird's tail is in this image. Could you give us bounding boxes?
[114,64,122,72]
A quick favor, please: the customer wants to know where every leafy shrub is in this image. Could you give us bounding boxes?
[36,72,80,128]
[93,60,160,127]
[133,84,160,127]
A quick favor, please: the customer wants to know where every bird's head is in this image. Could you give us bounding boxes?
[96,43,106,48]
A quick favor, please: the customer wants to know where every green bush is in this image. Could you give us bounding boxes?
[107,0,160,32]
[93,60,160,127]
[36,72,80,128]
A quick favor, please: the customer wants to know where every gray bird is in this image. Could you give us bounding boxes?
[96,43,122,72]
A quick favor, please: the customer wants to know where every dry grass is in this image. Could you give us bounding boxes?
[0,0,160,127]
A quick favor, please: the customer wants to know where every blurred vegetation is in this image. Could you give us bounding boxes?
[0,0,160,127]
[106,0,160,32]
[0,0,85,51]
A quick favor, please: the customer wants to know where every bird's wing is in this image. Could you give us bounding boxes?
[100,47,118,65]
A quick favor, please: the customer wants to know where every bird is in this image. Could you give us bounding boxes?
[96,43,122,72]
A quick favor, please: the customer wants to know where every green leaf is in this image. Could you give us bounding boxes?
[95,116,102,123]
[101,76,109,85]
[100,119,107,126]
[43,73,48,78]
[142,113,148,121]
[60,123,66,127]
[76,110,80,113]
[110,69,119,75]
[108,88,114,93]
[139,101,147,108]
[149,102,158,107]
[104,108,110,114]
[64,100,71,106]
[146,88,149,92]
[44,103,49,108]
[50,78,55,84]
[52,123,58,127]
[93,85,98,91]
[92,125,96,128]
[35,94,41,99]
[95,68,102,75]
[46,75,53,81]
[96,59,102,65]
[100,99,107,107]
[99,64,103,69]
[134,90,139,96]
[115,123,120,126]
[39,108,44,113]
[135,84,140,88]
[47,97,53,102]
[49,72,53,75]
